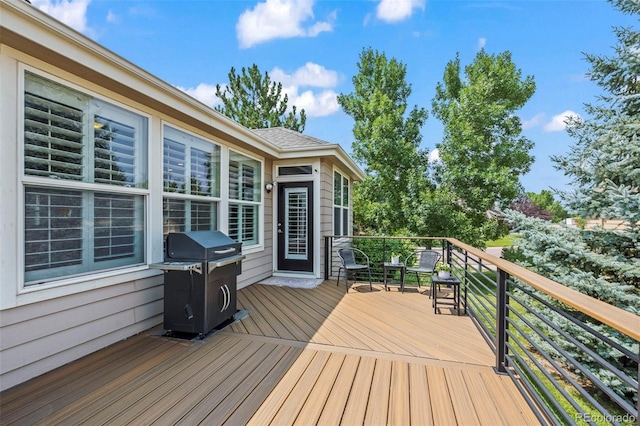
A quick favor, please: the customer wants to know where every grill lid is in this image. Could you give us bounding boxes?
[166,231,241,261]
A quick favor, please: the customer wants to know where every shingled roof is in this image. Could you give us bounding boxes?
[252,127,332,150]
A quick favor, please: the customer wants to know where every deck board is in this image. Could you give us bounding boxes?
[0,280,540,426]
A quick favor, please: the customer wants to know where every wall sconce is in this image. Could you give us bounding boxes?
[265,182,276,193]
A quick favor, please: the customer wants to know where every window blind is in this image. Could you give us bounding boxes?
[24,92,84,180]
[94,116,137,186]
[25,187,83,272]
[94,193,138,261]
[163,138,186,192]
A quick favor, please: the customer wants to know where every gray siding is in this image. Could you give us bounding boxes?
[237,164,274,289]
[0,274,163,390]
[319,160,334,276]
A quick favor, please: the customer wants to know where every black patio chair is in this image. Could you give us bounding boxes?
[337,247,373,292]
[405,250,441,294]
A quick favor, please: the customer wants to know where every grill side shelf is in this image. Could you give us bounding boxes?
[150,262,202,274]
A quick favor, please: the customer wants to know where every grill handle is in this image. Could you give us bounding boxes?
[214,248,236,255]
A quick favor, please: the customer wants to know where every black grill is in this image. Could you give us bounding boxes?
[151,231,244,337]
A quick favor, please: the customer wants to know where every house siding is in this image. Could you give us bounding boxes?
[319,160,334,276]
[0,275,163,390]
[319,159,355,279]
[237,165,274,289]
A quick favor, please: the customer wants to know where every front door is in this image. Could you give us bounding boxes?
[277,181,314,272]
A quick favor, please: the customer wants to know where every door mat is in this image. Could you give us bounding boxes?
[259,277,324,289]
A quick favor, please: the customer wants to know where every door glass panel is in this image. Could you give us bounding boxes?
[285,187,308,260]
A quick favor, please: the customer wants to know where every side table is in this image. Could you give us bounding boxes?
[431,275,465,315]
[383,262,406,292]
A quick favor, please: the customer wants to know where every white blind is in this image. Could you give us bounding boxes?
[286,189,308,258]
[24,92,85,180]
[229,160,240,200]
[163,198,186,236]
[163,139,186,192]
[190,147,212,196]
[94,116,137,186]
[229,204,257,245]
[94,193,138,261]
[191,201,215,231]
[242,205,256,243]
[229,160,256,201]
[25,187,84,272]
[242,164,255,202]
[228,204,240,241]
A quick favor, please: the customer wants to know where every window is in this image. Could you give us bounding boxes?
[23,72,147,284]
[229,151,261,246]
[162,126,220,236]
[333,170,349,236]
[278,165,312,176]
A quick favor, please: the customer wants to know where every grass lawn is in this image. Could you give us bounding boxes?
[486,233,518,247]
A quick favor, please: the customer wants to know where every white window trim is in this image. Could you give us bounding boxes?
[333,167,351,240]
[226,148,265,254]
[16,65,153,298]
[270,159,321,276]
[161,124,222,235]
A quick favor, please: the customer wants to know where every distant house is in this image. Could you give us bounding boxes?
[566,218,628,230]
[0,0,364,391]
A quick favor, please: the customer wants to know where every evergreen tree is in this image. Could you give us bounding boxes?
[505,0,640,402]
[215,64,306,131]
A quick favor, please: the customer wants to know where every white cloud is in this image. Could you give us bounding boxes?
[285,87,340,117]
[478,37,486,49]
[272,63,341,117]
[544,110,581,132]
[178,63,340,117]
[177,83,221,109]
[106,10,119,24]
[376,0,425,23]
[236,0,335,48]
[271,62,339,88]
[428,148,440,163]
[522,113,544,130]
[31,0,91,33]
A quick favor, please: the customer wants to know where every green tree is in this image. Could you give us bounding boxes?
[338,48,429,235]
[431,50,536,244]
[215,64,306,131]
[526,190,568,222]
[505,0,640,403]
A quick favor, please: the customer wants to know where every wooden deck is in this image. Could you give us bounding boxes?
[0,280,539,425]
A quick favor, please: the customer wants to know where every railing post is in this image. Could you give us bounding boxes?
[324,236,331,280]
[446,240,452,265]
[496,268,509,373]
[464,250,469,315]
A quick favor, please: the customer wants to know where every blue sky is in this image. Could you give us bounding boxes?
[31,0,633,194]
